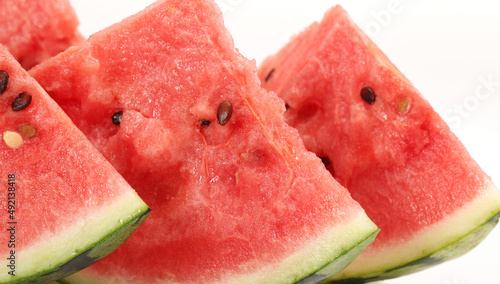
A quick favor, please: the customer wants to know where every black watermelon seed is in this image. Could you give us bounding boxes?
[11,92,32,111]
[360,86,376,105]
[320,156,331,168]
[264,68,275,82]
[0,70,8,95]
[112,110,123,125]
[217,100,233,126]
[285,103,290,110]
[201,119,211,126]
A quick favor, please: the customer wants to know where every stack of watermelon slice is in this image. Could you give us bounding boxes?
[0,0,499,283]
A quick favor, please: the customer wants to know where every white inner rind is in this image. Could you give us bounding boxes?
[62,210,378,284]
[225,210,378,284]
[330,180,500,280]
[0,181,148,283]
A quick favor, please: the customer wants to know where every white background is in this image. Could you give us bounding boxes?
[70,1,500,283]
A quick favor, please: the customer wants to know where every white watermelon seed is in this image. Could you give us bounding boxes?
[3,131,23,148]
[397,96,410,114]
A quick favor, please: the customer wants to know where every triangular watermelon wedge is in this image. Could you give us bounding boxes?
[0,45,149,283]
[29,0,379,283]
[257,5,500,282]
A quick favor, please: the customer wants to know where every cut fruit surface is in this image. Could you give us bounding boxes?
[0,0,84,69]
[30,0,378,283]
[257,5,500,282]
[0,45,149,283]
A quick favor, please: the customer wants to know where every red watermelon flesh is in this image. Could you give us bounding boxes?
[0,0,84,69]
[258,5,500,281]
[30,0,379,283]
[0,44,149,283]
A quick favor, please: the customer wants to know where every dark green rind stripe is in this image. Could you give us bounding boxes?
[296,229,380,284]
[324,211,500,283]
[5,208,150,284]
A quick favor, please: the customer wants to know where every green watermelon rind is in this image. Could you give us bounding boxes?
[325,181,500,283]
[297,228,379,284]
[56,212,379,284]
[229,212,379,284]
[1,192,149,284]
[56,208,150,282]
[325,212,500,284]
[46,209,150,284]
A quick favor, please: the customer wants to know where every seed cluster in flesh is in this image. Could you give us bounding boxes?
[110,101,234,129]
[1,69,37,149]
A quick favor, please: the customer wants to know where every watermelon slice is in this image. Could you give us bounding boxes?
[257,5,500,282]
[29,0,379,282]
[0,44,149,283]
[0,0,84,69]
